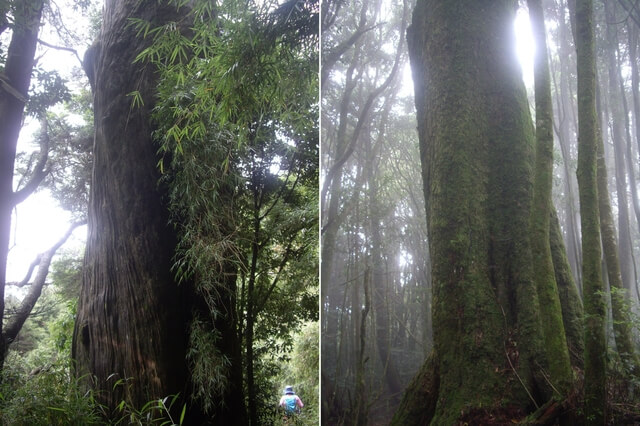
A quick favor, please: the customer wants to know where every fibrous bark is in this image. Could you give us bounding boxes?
[72,0,191,413]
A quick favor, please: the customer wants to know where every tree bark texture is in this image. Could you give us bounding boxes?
[72,0,190,413]
[0,0,45,370]
[402,1,567,423]
[574,0,607,423]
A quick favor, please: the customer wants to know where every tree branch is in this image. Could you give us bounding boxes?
[37,38,83,66]
[321,24,378,87]
[11,118,51,206]
[2,220,85,346]
[321,1,409,203]
[254,238,298,316]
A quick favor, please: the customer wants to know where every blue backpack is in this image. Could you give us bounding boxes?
[283,395,297,414]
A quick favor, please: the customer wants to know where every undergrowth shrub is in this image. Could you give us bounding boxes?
[0,353,101,425]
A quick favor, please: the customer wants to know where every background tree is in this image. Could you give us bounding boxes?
[0,0,93,372]
[0,0,47,371]
[321,0,428,423]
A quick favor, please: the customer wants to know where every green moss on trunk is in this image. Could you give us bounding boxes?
[390,351,439,426]
[403,1,558,423]
[596,116,640,375]
[549,208,584,368]
[527,0,573,396]
[574,0,607,423]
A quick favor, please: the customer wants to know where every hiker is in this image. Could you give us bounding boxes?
[279,385,304,417]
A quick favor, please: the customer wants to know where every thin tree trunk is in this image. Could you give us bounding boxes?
[246,184,260,426]
[550,208,584,368]
[3,221,84,352]
[617,33,640,299]
[353,267,370,426]
[528,0,573,395]
[0,0,45,371]
[574,0,607,422]
[596,103,640,374]
[628,24,640,234]
[604,0,635,295]
[552,0,583,289]
[368,146,403,397]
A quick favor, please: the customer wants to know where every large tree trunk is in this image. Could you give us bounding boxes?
[72,0,191,414]
[0,0,45,371]
[399,1,567,423]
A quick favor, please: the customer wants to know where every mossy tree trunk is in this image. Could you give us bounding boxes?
[527,0,573,395]
[549,208,584,368]
[397,1,573,423]
[600,0,640,374]
[596,91,640,374]
[574,0,607,423]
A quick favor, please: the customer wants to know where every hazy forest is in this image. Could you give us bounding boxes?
[0,0,318,425]
[322,0,640,425]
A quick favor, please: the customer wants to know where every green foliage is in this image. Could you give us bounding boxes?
[0,356,102,425]
[185,316,230,413]
[0,360,188,426]
[43,92,93,218]
[26,67,72,118]
[127,0,317,420]
[49,251,83,302]
[109,382,186,426]
[0,253,101,425]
